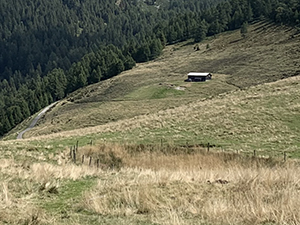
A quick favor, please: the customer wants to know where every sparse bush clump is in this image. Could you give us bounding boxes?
[78,144,124,170]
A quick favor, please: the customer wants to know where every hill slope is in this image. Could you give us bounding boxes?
[6,21,300,156]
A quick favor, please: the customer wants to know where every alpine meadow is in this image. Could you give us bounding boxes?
[1,0,300,224]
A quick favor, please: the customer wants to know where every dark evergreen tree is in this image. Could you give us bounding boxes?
[89,66,102,84]
[124,55,136,71]
[194,20,208,42]
[149,39,163,60]
[134,45,151,62]
[240,21,248,38]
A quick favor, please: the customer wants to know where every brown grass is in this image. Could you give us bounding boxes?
[81,145,300,225]
[0,154,99,224]
[0,141,300,224]
[0,160,47,224]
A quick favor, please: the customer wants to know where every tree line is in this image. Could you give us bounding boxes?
[0,35,165,136]
[1,0,300,136]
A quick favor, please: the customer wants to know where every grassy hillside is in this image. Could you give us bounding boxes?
[5,21,299,156]
[14,73,300,158]
[24,21,299,137]
[1,21,300,225]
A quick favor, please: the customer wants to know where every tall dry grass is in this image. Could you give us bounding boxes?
[80,144,300,225]
[0,179,46,225]
[0,152,103,224]
[1,141,299,224]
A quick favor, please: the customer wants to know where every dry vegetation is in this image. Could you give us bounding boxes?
[83,151,300,225]
[1,142,300,225]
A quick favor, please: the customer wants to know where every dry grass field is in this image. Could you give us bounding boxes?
[0,143,300,225]
[1,21,300,224]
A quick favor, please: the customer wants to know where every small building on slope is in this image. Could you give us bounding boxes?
[185,72,212,82]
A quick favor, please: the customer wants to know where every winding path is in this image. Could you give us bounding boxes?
[17,102,57,139]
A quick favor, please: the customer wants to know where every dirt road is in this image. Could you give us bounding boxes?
[17,102,57,139]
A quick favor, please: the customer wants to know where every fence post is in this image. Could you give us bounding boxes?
[89,156,92,166]
[73,149,76,163]
[207,143,210,152]
[76,140,79,151]
[69,147,73,159]
[82,155,85,164]
[284,152,287,162]
[96,159,100,168]
[253,150,256,157]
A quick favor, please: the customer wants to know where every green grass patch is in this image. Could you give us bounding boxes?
[42,177,96,213]
[124,85,185,100]
[284,114,300,133]
[30,135,97,153]
[150,86,184,99]
[40,176,159,225]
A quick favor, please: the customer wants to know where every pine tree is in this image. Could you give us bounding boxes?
[124,55,136,70]
[89,66,102,84]
[2,115,11,134]
[47,68,67,100]
[156,31,167,47]
[240,21,248,38]
[0,121,3,136]
[77,67,88,88]
[247,2,254,21]
[8,106,23,125]
[149,38,163,60]
[208,19,221,36]
[194,20,207,42]
[16,97,30,119]
[134,44,151,62]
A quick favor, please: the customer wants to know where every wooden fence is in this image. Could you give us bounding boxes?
[68,140,289,168]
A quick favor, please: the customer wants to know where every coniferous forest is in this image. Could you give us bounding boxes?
[0,0,299,136]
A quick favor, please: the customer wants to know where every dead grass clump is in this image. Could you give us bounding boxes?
[1,183,12,206]
[0,207,46,225]
[82,150,300,225]
[77,143,130,169]
[30,162,100,182]
[75,143,282,172]
[0,159,14,169]
[82,173,195,224]
[0,182,47,225]
[125,149,281,172]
